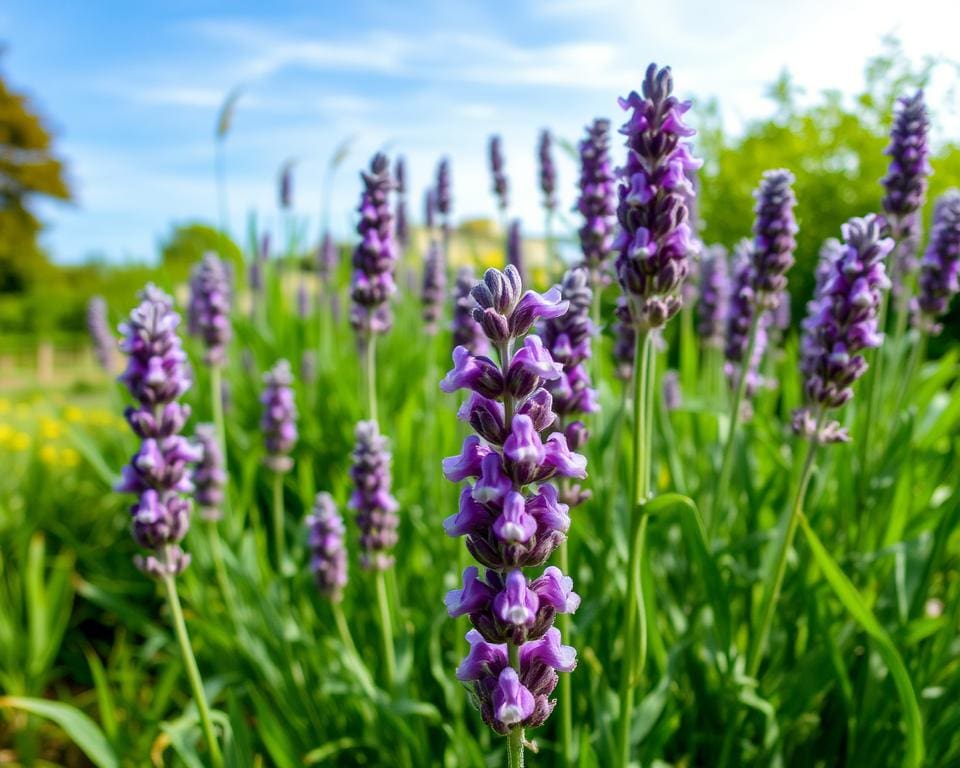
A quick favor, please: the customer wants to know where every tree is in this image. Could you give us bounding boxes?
[0,52,72,293]
[158,221,244,282]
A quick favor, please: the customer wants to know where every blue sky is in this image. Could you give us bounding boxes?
[1,0,958,264]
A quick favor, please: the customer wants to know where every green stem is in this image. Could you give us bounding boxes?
[746,411,824,678]
[206,522,237,623]
[890,330,927,427]
[375,570,397,688]
[618,330,653,768]
[162,572,223,768]
[332,600,360,660]
[857,292,890,513]
[272,472,285,572]
[210,365,227,467]
[365,334,378,424]
[711,308,763,535]
[507,643,525,768]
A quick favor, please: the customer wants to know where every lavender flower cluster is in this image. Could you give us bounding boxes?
[187,253,232,366]
[915,190,960,333]
[489,136,509,212]
[881,91,931,238]
[697,245,730,348]
[87,296,115,372]
[261,360,298,473]
[192,423,226,520]
[539,268,597,507]
[117,285,201,578]
[436,158,452,235]
[614,63,702,333]
[421,240,446,335]
[394,156,409,251]
[724,240,769,401]
[440,265,584,736]
[750,169,798,308]
[350,154,397,337]
[507,220,526,288]
[795,215,892,440]
[576,119,616,280]
[307,492,348,601]
[538,130,557,212]
[349,420,399,571]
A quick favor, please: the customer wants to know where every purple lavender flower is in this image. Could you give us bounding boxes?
[117,284,200,578]
[425,187,437,232]
[882,91,931,240]
[87,296,115,372]
[317,231,338,282]
[750,169,798,309]
[436,158,452,229]
[306,492,348,602]
[614,64,702,333]
[725,240,769,403]
[349,420,399,571]
[395,156,409,251]
[576,119,617,282]
[538,130,557,212]
[441,264,583,741]
[350,153,397,338]
[697,245,730,348]
[540,267,596,506]
[192,424,226,521]
[187,253,232,366]
[507,220,526,287]
[797,214,892,440]
[279,162,293,210]
[261,360,297,474]
[915,190,960,333]
[422,240,446,334]
[452,268,489,356]
[489,136,508,212]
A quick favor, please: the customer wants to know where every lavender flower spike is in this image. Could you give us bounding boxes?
[422,240,446,334]
[540,267,597,506]
[306,492,348,602]
[192,424,226,521]
[882,91,931,239]
[489,135,509,212]
[87,296,115,372]
[725,240,769,407]
[117,284,200,578]
[349,420,399,571]
[187,253,232,366]
[507,220,526,288]
[452,268,489,356]
[796,214,893,441]
[394,156,409,251]
[697,245,730,348]
[441,264,583,747]
[436,158,452,231]
[538,130,557,212]
[750,169,798,309]
[576,119,616,280]
[350,153,397,338]
[317,231,338,282]
[614,63,702,332]
[915,190,960,333]
[261,360,298,474]
[612,297,636,381]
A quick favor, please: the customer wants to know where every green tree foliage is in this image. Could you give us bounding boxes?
[158,221,244,282]
[0,55,72,293]
[696,38,960,330]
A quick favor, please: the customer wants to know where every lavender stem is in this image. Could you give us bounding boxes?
[162,571,223,768]
[272,472,285,571]
[375,569,397,688]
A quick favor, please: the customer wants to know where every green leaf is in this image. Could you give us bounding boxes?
[0,696,118,768]
[798,515,924,768]
[642,493,731,652]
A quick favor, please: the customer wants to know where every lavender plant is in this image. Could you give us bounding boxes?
[261,360,297,569]
[422,240,445,335]
[116,284,222,766]
[489,135,509,231]
[713,170,797,529]
[612,63,701,766]
[723,241,770,419]
[440,264,585,766]
[539,130,558,279]
[507,220,526,288]
[748,215,892,675]
[395,156,409,252]
[86,296,115,372]
[307,491,348,602]
[576,119,617,320]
